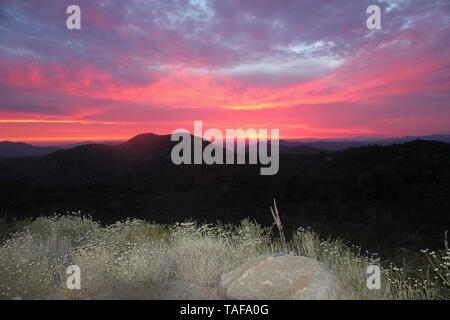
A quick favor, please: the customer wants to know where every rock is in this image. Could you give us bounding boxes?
[218,254,342,300]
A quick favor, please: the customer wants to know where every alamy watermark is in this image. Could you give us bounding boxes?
[170,121,279,176]
[366,5,382,30]
[66,265,81,290]
[366,264,381,290]
[65,5,381,31]
[66,5,81,30]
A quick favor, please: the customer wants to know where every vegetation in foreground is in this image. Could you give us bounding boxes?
[0,208,448,300]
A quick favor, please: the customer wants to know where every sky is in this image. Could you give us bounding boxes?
[0,0,449,144]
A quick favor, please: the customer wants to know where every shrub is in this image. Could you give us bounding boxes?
[0,212,448,300]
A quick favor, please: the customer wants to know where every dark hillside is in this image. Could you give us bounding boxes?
[0,136,449,259]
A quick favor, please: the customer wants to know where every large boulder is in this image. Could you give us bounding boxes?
[218,254,342,300]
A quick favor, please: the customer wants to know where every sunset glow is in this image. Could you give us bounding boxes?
[1,0,449,144]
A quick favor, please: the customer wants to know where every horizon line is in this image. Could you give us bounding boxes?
[2,132,450,147]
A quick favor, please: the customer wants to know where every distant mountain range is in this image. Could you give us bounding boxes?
[0,133,176,184]
[0,140,123,158]
[1,134,449,158]
[283,134,450,151]
[0,132,449,256]
[0,142,60,158]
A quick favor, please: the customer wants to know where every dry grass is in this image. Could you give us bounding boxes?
[0,209,448,300]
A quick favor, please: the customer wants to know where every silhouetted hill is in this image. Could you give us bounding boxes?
[0,133,177,185]
[0,141,59,158]
[284,134,450,151]
[0,140,123,158]
[117,133,170,155]
[0,135,449,258]
[0,133,323,184]
[279,140,324,154]
[3,134,447,157]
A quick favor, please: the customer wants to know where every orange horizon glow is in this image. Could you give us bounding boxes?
[1,2,449,143]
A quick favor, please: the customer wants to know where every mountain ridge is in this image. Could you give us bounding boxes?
[2,133,449,158]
